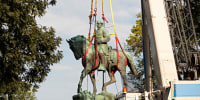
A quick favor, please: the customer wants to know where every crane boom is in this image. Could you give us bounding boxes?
[117,0,200,100]
[142,0,179,88]
[142,0,178,99]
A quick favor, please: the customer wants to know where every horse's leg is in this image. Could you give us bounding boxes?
[89,72,97,95]
[102,71,116,92]
[119,70,128,90]
[78,69,90,93]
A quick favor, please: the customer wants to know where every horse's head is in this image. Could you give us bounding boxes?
[67,35,87,60]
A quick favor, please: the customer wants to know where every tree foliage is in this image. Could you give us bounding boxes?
[0,0,62,98]
[126,13,142,58]
[126,13,144,92]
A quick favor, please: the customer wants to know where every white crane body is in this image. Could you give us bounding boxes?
[117,0,200,100]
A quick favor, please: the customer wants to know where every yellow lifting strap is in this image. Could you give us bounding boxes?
[95,0,97,9]
[96,0,116,38]
[90,0,117,39]
[109,0,117,36]
[110,33,116,36]
[95,33,116,39]
[102,0,104,13]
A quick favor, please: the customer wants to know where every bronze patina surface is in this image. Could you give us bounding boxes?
[67,35,137,96]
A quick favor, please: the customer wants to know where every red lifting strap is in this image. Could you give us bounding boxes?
[102,13,108,23]
[82,35,94,64]
[93,32,99,73]
[116,36,119,67]
[82,35,99,73]
[112,36,127,74]
[115,36,127,68]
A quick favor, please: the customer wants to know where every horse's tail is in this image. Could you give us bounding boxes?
[126,53,137,75]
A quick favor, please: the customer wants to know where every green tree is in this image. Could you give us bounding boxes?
[126,13,144,92]
[10,86,37,100]
[126,13,142,57]
[0,0,62,99]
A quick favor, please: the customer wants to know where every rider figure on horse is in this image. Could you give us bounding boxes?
[96,20,110,71]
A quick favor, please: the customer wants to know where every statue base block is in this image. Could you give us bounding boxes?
[72,90,116,100]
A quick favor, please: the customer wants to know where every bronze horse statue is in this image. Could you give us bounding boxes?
[67,35,137,95]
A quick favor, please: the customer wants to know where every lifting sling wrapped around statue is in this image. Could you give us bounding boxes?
[67,20,137,96]
[66,0,138,99]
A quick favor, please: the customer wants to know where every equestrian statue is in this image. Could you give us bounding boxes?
[67,20,137,97]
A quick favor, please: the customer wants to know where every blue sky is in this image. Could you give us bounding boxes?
[36,0,141,100]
